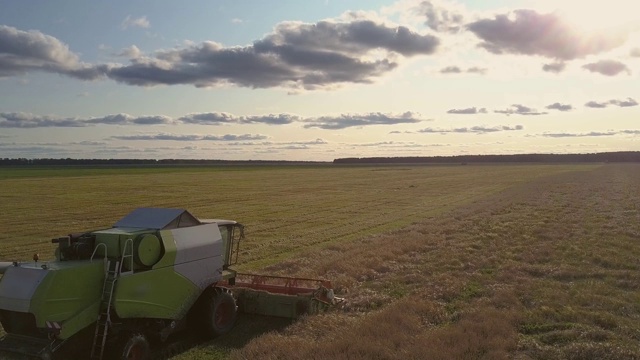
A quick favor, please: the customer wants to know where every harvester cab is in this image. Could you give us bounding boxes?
[0,208,337,360]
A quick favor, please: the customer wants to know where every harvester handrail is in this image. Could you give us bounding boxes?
[119,238,134,274]
[90,243,107,262]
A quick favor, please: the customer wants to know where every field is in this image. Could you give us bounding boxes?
[2,163,640,359]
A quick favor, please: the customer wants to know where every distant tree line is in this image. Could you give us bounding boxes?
[333,152,640,164]
[3,152,640,166]
[0,158,324,166]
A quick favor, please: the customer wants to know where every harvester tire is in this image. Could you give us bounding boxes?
[200,288,237,338]
[117,332,150,360]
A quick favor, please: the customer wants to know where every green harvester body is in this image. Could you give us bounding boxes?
[0,208,336,359]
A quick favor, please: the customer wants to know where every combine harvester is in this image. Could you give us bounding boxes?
[0,208,338,359]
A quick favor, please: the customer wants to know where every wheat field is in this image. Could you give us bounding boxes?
[4,164,639,359]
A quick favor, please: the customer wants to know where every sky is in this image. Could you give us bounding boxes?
[0,0,638,161]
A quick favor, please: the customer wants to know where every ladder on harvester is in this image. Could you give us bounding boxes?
[90,239,134,360]
[90,259,119,360]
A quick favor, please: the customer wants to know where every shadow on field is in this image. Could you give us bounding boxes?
[215,313,294,348]
[159,313,293,359]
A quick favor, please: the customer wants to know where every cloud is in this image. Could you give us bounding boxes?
[414,0,465,33]
[467,10,628,60]
[107,19,439,89]
[179,112,300,125]
[0,112,175,128]
[585,98,638,108]
[0,112,86,128]
[112,133,268,141]
[466,66,487,74]
[447,107,487,114]
[440,66,487,74]
[116,45,143,59]
[542,131,617,138]
[582,60,631,76]
[348,141,439,148]
[121,16,150,30]
[545,103,572,112]
[303,111,425,129]
[0,25,108,80]
[418,125,524,134]
[609,98,638,107]
[495,104,547,116]
[0,110,435,129]
[285,138,328,145]
[85,113,174,125]
[231,18,244,24]
[542,62,566,73]
[631,48,640,57]
[440,66,461,73]
[585,101,608,108]
[1,20,439,90]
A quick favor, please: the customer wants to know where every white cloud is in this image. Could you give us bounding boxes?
[121,15,150,30]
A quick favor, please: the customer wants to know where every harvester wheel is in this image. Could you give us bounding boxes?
[200,288,237,338]
[117,332,150,360]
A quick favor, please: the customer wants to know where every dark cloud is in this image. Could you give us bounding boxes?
[132,115,174,125]
[0,110,431,129]
[447,107,487,114]
[108,19,440,89]
[585,98,638,108]
[2,20,438,89]
[178,112,238,125]
[112,133,268,141]
[242,114,300,125]
[542,62,566,73]
[467,10,627,60]
[0,25,108,80]
[582,60,631,76]
[0,112,176,128]
[303,111,425,129]
[179,112,299,125]
[495,104,547,116]
[545,103,573,112]
[415,0,465,33]
[418,125,523,134]
[84,114,173,125]
[0,112,85,128]
[620,130,640,135]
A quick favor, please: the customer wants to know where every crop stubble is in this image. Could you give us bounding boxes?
[222,164,640,360]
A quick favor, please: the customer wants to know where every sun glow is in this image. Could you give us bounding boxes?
[528,0,640,31]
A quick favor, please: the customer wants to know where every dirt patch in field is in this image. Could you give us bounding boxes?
[226,164,640,360]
